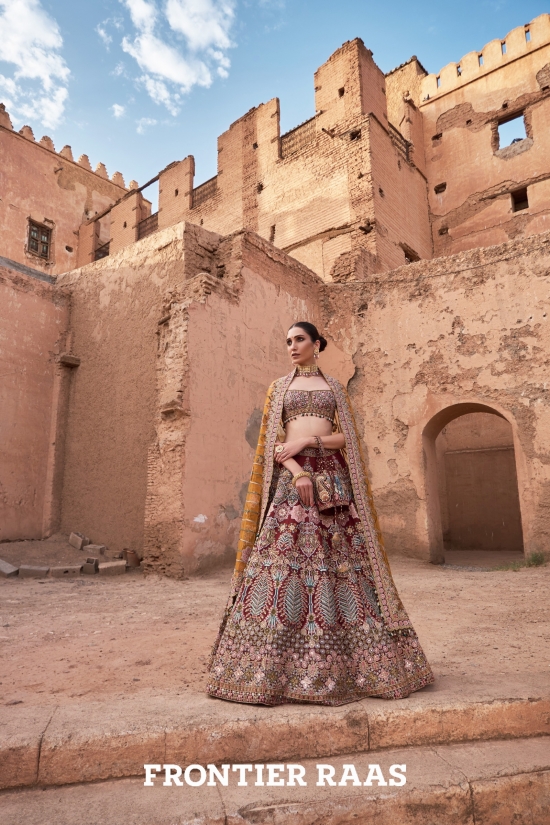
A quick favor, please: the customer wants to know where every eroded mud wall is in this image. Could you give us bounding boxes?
[0,264,69,539]
[322,231,550,559]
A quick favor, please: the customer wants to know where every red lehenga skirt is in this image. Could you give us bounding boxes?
[207,448,434,706]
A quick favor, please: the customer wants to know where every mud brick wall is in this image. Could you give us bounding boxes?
[321,230,550,560]
[0,264,70,540]
[418,14,550,256]
[0,112,126,277]
[55,222,222,556]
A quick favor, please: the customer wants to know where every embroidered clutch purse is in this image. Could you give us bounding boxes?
[313,438,352,513]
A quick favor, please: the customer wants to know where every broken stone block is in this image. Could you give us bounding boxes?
[69,532,91,551]
[50,565,82,578]
[0,558,18,578]
[19,565,49,578]
[82,557,99,575]
[87,544,107,556]
[98,560,126,576]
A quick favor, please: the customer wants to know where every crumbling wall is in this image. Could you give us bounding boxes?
[55,222,222,556]
[322,230,550,560]
[419,14,550,256]
[0,263,69,540]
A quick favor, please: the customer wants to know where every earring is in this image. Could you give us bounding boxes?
[314,349,319,359]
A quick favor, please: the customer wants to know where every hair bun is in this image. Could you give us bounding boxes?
[319,335,328,352]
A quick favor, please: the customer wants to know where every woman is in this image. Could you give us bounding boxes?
[207,322,434,706]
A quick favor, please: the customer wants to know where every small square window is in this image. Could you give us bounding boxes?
[338,87,345,97]
[498,114,527,148]
[501,41,507,55]
[478,54,484,67]
[28,221,51,259]
[511,188,529,212]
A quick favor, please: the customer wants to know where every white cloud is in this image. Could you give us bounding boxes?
[136,116,157,133]
[96,25,113,48]
[0,0,70,128]
[119,0,233,114]
[112,103,126,117]
[165,0,234,52]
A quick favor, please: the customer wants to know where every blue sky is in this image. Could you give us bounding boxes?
[1,0,548,197]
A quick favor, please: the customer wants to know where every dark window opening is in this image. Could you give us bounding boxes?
[174,188,179,196]
[436,76,441,88]
[400,243,420,263]
[350,129,361,141]
[457,65,462,76]
[252,142,258,149]
[502,102,508,109]
[338,87,345,97]
[378,187,385,197]
[466,119,472,125]
[95,241,110,261]
[478,54,484,67]
[525,28,531,42]
[432,132,442,141]
[257,182,264,193]
[137,211,159,240]
[501,41,507,55]
[438,226,449,236]
[28,221,51,259]
[269,225,276,243]
[434,182,447,194]
[497,114,527,148]
[511,188,529,212]
[65,245,73,253]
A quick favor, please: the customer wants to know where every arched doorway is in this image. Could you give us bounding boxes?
[423,404,524,565]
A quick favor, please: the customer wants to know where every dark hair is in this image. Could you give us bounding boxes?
[288,321,328,352]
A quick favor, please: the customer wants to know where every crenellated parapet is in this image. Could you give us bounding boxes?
[0,102,128,189]
[421,14,550,101]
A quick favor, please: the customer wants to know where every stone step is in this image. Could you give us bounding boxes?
[2,674,549,791]
[1,736,548,824]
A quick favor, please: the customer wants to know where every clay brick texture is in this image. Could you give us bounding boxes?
[3,16,550,573]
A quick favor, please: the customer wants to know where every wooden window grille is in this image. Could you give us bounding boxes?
[94,241,110,261]
[192,176,218,208]
[137,211,159,240]
[28,221,51,259]
[388,123,411,163]
[280,117,316,159]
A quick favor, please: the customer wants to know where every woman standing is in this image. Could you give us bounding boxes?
[207,322,433,706]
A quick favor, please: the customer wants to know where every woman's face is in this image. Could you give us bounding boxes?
[286,326,319,365]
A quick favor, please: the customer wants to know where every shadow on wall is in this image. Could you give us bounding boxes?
[423,404,524,563]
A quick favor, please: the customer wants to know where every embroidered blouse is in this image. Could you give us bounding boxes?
[282,389,336,426]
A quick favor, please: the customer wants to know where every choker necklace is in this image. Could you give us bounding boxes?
[296,364,320,376]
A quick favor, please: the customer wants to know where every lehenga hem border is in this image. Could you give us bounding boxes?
[206,672,435,707]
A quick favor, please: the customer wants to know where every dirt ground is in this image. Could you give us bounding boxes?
[0,548,549,709]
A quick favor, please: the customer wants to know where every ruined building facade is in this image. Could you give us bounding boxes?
[2,16,550,574]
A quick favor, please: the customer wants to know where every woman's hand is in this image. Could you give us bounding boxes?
[295,475,314,507]
[274,438,310,463]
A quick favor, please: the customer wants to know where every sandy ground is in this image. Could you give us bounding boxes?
[0,551,549,709]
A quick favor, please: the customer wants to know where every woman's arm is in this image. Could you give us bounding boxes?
[279,455,315,507]
[274,433,345,463]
